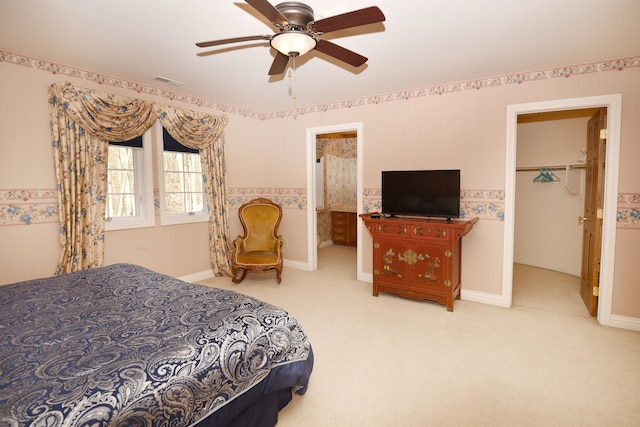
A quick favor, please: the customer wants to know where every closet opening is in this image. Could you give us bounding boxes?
[513,108,600,317]
[503,94,622,326]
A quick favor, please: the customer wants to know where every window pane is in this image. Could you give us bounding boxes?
[163,152,182,171]
[184,154,201,173]
[107,194,136,217]
[162,150,204,216]
[165,193,185,214]
[108,170,135,194]
[186,193,204,212]
[164,172,185,193]
[108,146,134,169]
[184,173,203,192]
[107,145,137,218]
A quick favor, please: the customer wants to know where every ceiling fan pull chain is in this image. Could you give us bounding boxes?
[288,56,297,100]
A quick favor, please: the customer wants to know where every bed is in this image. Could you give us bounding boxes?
[0,263,313,427]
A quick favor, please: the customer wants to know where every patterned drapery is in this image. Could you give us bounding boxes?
[155,105,231,276]
[48,81,230,276]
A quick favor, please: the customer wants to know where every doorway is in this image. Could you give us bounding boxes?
[503,95,622,326]
[306,122,363,275]
[315,131,358,249]
[513,108,599,316]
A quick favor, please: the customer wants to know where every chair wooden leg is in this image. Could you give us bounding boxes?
[276,267,282,284]
[232,268,248,284]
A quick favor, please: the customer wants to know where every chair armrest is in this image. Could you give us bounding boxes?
[233,236,246,255]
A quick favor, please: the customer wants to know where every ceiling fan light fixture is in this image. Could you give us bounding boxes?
[270,31,316,57]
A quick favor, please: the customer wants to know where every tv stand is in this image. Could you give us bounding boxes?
[360,214,478,311]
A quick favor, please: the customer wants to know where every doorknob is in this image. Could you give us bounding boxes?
[578,216,592,224]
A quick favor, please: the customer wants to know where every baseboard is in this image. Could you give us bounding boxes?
[179,269,215,283]
[284,259,309,271]
[179,259,310,283]
[460,289,506,307]
[358,272,373,283]
[513,257,580,277]
[609,314,640,332]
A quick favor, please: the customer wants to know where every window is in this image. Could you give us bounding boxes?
[105,130,154,230]
[157,122,207,225]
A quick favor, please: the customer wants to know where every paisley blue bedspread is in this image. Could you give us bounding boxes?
[0,263,313,427]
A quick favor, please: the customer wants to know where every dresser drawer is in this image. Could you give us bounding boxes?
[332,211,348,220]
[331,211,357,246]
[332,219,347,227]
[333,226,347,235]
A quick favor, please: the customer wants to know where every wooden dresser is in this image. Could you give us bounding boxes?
[331,210,357,246]
[360,214,478,311]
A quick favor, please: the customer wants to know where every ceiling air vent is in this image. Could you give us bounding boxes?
[153,76,186,87]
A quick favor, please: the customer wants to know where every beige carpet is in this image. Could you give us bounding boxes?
[199,246,640,427]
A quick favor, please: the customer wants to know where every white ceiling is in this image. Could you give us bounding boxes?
[1,0,638,114]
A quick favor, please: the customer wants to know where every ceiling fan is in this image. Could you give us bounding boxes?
[196,0,385,75]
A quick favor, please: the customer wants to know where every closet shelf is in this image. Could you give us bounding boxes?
[516,163,586,172]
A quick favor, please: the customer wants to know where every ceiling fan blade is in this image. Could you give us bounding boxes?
[268,51,290,75]
[312,6,385,34]
[245,0,289,26]
[314,39,367,67]
[196,35,270,48]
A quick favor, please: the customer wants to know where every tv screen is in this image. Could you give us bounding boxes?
[382,170,461,219]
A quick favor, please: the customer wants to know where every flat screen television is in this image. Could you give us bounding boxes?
[381,169,461,220]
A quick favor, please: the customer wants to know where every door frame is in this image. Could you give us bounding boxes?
[502,94,622,325]
[305,122,364,274]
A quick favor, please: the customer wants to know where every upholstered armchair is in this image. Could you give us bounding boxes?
[231,198,284,284]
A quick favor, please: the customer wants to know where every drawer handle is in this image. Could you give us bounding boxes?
[444,280,452,287]
[444,250,452,258]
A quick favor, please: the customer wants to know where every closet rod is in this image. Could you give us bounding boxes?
[516,164,586,172]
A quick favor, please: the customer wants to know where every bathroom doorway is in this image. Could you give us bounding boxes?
[306,122,363,275]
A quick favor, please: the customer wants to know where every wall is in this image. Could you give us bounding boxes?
[252,65,640,319]
[1,53,638,323]
[515,117,589,275]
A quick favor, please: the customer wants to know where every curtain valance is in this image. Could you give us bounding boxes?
[155,104,227,149]
[49,81,157,142]
[49,81,228,145]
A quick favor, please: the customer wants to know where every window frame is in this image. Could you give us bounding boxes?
[105,129,155,231]
[155,121,208,226]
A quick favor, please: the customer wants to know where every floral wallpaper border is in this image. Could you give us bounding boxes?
[460,190,506,221]
[0,189,58,226]
[227,187,307,210]
[618,193,640,228]
[1,49,638,119]
[363,188,506,221]
[2,189,639,229]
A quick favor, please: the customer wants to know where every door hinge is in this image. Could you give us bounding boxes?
[597,208,603,219]
[600,129,607,139]
[593,286,600,297]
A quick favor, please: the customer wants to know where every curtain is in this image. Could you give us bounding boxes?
[49,82,156,274]
[49,81,230,276]
[154,104,231,276]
